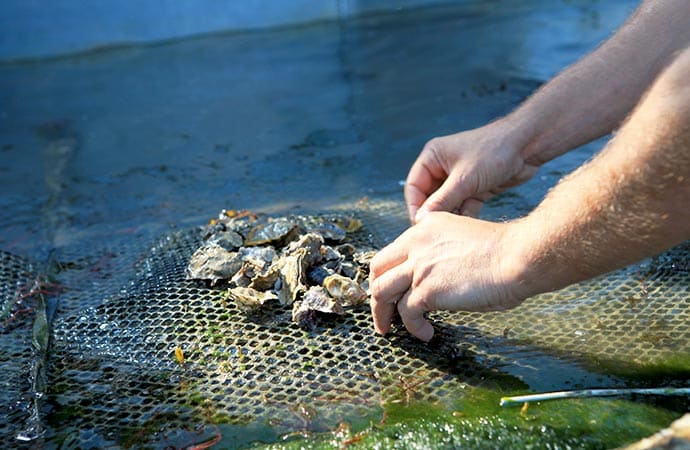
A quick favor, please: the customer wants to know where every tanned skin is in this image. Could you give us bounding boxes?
[369,0,690,341]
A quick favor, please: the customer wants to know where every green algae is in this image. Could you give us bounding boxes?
[252,386,679,450]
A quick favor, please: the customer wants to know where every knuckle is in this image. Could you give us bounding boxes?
[422,137,441,155]
[368,280,383,299]
[369,257,384,277]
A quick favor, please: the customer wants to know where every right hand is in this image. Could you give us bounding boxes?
[404,120,540,223]
[369,211,527,341]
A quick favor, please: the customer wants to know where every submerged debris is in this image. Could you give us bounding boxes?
[186,210,373,328]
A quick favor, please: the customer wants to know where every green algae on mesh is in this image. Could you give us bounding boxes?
[255,388,679,449]
[594,353,690,379]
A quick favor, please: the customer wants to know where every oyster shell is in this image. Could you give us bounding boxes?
[186,244,243,284]
[307,265,334,286]
[338,262,357,279]
[228,286,279,310]
[238,246,277,267]
[248,264,281,291]
[322,244,345,261]
[292,286,344,329]
[323,273,367,306]
[230,246,278,287]
[276,248,308,305]
[208,230,243,250]
[306,221,347,242]
[353,250,376,267]
[285,232,324,267]
[244,218,300,246]
[335,243,356,258]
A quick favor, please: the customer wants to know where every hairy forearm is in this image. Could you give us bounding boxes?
[503,0,690,166]
[508,47,690,298]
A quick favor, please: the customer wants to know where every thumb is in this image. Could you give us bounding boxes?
[415,177,469,222]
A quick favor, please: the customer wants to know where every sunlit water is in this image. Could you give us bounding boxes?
[6,1,675,448]
[1,0,636,258]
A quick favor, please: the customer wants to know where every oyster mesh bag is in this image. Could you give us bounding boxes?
[1,199,689,448]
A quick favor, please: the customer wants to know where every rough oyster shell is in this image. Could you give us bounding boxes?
[244,218,300,246]
[323,273,367,306]
[292,286,344,329]
[228,286,279,310]
[276,247,309,305]
[248,264,281,291]
[186,244,243,284]
[285,232,324,267]
[208,230,243,250]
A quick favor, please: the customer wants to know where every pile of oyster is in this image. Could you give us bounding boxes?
[186,210,375,329]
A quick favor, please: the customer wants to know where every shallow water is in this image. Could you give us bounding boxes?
[1,0,636,258]
[6,1,685,448]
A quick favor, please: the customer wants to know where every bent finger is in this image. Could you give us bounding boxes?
[369,260,413,303]
[370,238,410,280]
[404,182,429,225]
[397,290,435,342]
[370,289,404,335]
[459,197,485,217]
[415,175,471,223]
[405,150,446,224]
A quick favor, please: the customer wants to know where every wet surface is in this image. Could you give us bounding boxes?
[8,1,676,447]
[0,0,637,259]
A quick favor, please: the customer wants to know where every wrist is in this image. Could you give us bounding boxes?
[498,215,567,302]
[489,113,544,167]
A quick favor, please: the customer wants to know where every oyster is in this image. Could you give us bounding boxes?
[323,273,367,306]
[208,230,243,250]
[353,250,376,284]
[285,232,324,267]
[320,244,341,262]
[230,261,261,287]
[338,262,357,279]
[335,243,356,258]
[353,250,376,267]
[306,221,347,242]
[186,244,243,284]
[228,286,279,310]
[249,264,281,291]
[292,286,344,329]
[238,246,277,268]
[244,218,300,246]
[276,248,309,305]
[307,265,334,286]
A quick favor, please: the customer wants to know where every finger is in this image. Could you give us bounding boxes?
[404,166,442,224]
[369,238,410,280]
[397,290,435,342]
[369,261,413,335]
[369,259,413,304]
[459,198,483,217]
[459,193,491,218]
[370,290,402,335]
[415,175,471,223]
[404,182,429,225]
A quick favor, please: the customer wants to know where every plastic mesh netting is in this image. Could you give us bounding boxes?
[1,199,689,448]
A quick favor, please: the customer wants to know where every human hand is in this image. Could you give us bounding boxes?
[405,121,540,223]
[369,212,526,341]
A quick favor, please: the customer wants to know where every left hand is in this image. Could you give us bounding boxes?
[369,211,525,341]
